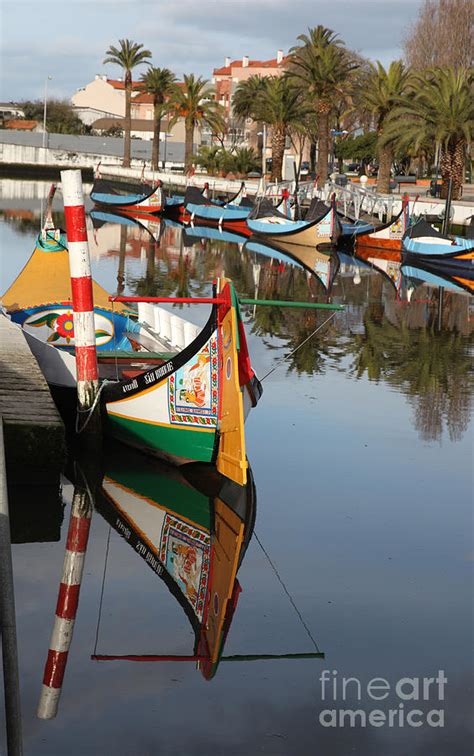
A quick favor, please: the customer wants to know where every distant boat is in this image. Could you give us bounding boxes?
[402,219,474,281]
[247,195,340,252]
[182,184,254,228]
[95,445,256,679]
[91,178,163,216]
[355,205,410,253]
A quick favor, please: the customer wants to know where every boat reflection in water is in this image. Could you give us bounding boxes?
[94,445,257,680]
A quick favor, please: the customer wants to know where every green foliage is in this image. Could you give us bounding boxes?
[334,132,377,161]
[103,39,152,82]
[19,99,86,135]
[381,66,474,153]
[233,75,307,131]
[194,145,260,175]
[140,67,177,110]
[288,25,358,105]
[169,74,225,133]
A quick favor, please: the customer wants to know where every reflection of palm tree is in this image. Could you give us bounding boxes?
[116,224,127,295]
[349,307,472,441]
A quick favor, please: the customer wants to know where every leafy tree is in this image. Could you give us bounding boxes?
[169,74,225,172]
[334,132,378,165]
[19,99,86,135]
[288,26,358,186]
[140,66,177,170]
[358,61,414,193]
[381,66,473,199]
[103,39,152,167]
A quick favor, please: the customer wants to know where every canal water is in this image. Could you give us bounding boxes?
[0,178,472,755]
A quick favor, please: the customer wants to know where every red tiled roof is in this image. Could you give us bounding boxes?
[5,120,38,130]
[132,92,154,103]
[107,79,144,90]
[213,56,290,76]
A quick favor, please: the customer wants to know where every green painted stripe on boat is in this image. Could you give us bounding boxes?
[104,465,211,529]
[107,414,216,464]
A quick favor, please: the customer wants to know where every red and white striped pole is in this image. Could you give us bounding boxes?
[60,169,99,412]
[37,484,93,719]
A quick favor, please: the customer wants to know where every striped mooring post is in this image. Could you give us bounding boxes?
[37,482,93,719]
[60,169,100,416]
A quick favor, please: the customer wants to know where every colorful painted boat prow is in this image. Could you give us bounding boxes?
[103,278,262,486]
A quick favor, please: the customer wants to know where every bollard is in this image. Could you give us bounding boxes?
[60,170,99,415]
[37,481,93,720]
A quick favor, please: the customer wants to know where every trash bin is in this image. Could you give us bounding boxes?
[334,174,348,187]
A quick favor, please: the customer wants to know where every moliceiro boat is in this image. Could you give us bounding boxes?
[401,219,474,283]
[247,195,341,252]
[355,202,410,253]
[90,178,163,216]
[103,281,262,486]
[1,230,262,486]
[182,183,254,228]
[95,445,256,679]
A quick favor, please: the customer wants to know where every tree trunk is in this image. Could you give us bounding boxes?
[184,120,194,173]
[309,141,316,173]
[316,103,330,188]
[124,78,132,169]
[152,107,161,171]
[271,127,285,182]
[440,139,464,200]
[377,143,393,194]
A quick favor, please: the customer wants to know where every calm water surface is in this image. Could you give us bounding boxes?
[0,179,473,755]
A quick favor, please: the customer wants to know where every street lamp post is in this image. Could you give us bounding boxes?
[257,125,267,177]
[42,75,53,150]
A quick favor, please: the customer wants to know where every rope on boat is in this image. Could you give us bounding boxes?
[75,380,112,434]
[260,311,338,382]
[93,524,112,657]
[254,531,322,655]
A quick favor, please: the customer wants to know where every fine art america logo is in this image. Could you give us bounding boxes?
[318,670,447,728]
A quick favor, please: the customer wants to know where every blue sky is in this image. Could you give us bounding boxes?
[1,0,423,102]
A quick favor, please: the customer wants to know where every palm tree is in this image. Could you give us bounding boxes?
[103,39,151,167]
[381,66,473,199]
[140,67,177,170]
[169,74,225,173]
[233,76,307,181]
[359,61,414,193]
[288,26,358,186]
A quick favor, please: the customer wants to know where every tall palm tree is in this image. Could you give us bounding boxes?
[103,39,151,167]
[140,67,177,170]
[169,74,225,173]
[359,61,414,193]
[233,76,307,181]
[288,25,358,186]
[381,67,473,199]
